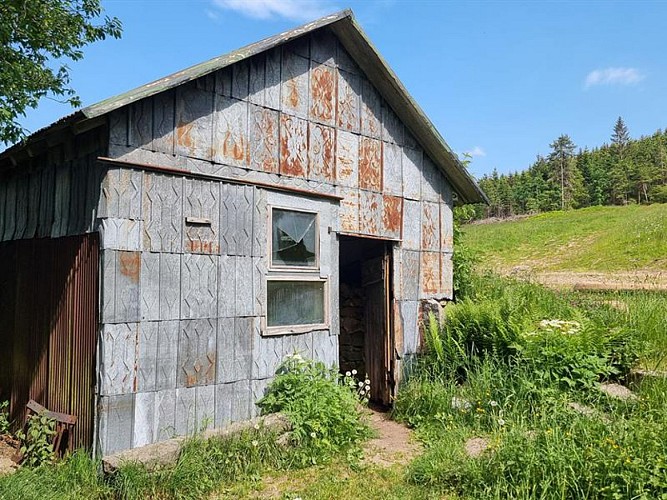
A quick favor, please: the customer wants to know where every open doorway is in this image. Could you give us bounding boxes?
[338,235,394,406]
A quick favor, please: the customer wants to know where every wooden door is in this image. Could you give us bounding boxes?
[362,249,393,405]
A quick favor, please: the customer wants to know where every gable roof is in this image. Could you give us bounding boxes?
[1,9,487,204]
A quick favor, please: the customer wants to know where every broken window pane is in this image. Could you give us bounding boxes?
[267,280,325,327]
[271,208,317,267]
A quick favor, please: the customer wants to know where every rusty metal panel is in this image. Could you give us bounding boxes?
[399,250,420,301]
[220,183,254,256]
[153,89,175,155]
[279,113,308,177]
[335,130,358,188]
[143,173,183,253]
[338,188,359,233]
[421,155,441,202]
[440,201,454,253]
[100,322,137,396]
[100,394,134,455]
[337,69,360,133]
[129,98,153,150]
[402,199,421,250]
[359,137,382,191]
[421,201,440,251]
[399,301,420,355]
[420,251,440,298]
[308,122,335,182]
[310,62,335,126]
[51,166,70,238]
[382,195,402,239]
[184,178,220,254]
[160,253,181,320]
[359,190,382,236]
[99,218,141,251]
[281,51,309,118]
[181,254,218,319]
[232,59,250,101]
[175,386,197,436]
[250,105,279,173]
[136,322,158,392]
[312,330,337,367]
[155,388,176,442]
[116,251,141,322]
[133,391,156,448]
[360,78,382,139]
[175,83,213,161]
[382,102,404,145]
[155,320,179,390]
[216,379,251,427]
[382,141,402,197]
[177,318,217,388]
[140,252,160,320]
[402,146,422,200]
[213,94,249,168]
[441,252,453,299]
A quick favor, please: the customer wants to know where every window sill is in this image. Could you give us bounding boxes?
[262,324,329,337]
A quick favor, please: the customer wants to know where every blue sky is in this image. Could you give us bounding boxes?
[15,0,667,179]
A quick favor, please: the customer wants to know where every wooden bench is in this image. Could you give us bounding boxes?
[26,400,77,456]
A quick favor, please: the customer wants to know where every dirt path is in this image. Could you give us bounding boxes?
[505,267,667,292]
[361,409,421,467]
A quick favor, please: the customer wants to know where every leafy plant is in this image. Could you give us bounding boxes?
[0,401,10,434]
[16,413,57,467]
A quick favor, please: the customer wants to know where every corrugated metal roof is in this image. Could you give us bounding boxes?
[0,9,487,204]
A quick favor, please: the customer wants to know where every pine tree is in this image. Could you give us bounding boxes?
[548,135,578,209]
[611,117,630,151]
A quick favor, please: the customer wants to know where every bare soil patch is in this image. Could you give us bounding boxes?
[503,268,667,292]
[0,434,20,476]
[361,408,421,467]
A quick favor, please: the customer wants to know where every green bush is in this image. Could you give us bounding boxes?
[258,354,372,466]
[16,413,57,467]
[0,401,10,435]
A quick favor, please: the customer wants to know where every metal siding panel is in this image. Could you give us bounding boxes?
[382,195,402,239]
[279,113,308,177]
[109,108,128,146]
[252,330,283,380]
[155,388,176,442]
[402,200,421,251]
[175,83,213,161]
[129,98,153,150]
[178,318,217,388]
[382,102,404,145]
[265,47,282,110]
[184,178,220,254]
[213,95,249,167]
[311,29,336,66]
[420,251,440,299]
[359,137,382,192]
[196,384,215,432]
[359,190,381,236]
[234,318,254,382]
[215,379,251,427]
[308,122,335,182]
[235,256,254,316]
[336,69,361,133]
[253,256,266,317]
[383,141,403,196]
[336,40,360,74]
[214,67,232,97]
[140,252,160,320]
[360,78,381,139]
[249,105,280,173]
[99,218,141,251]
[99,167,143,220]
[281,51,309,119]
[312,330,338,367]
[250,378,273,417]
[338,187,359,233]
[310,62,335,126]
[136,321,158,392]
[102,394,134,455]
[216,317,235,383]
[422,155,441,202]
[181,254,218,319]
[100,250,116,323]
[100,323,137,396]
[230,58,249,101]
[440,252,454,300]
[218,254,236,317]
[421,201,440,251]
[400,301,420,355]
[402,147,422,201]
[335,130,358,188]
[153,90,175,155]
[143,173,183,253]
[157,320,179,390]
[160,253,181,320]
[252,187,267,258]
[399,250,420,301]
[133,391,156,448]
[115,251,141,322]
[284,331,313,360]
[175,386,197,436]
[220,184,253,256]
[249,55,265,106]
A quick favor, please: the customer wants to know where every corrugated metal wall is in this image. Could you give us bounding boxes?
[0,234,99,450]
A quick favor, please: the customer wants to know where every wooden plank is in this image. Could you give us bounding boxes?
[26,400,77,425]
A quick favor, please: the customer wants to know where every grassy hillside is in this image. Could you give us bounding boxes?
[462,204,667,273]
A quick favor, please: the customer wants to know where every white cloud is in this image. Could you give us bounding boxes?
[465,146,486,158]
[584,67,645,89]
[212,0,337,22]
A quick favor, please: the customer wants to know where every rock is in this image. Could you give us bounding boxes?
[0,457,18,477]
[598,383,639,401]
[451,396,472,410]
[464,437,490,458]
[567,402,610,423]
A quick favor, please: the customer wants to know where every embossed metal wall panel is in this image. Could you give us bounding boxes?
[232,59,250,101]
[220,183,254,256]
[360,78,381,139]
[421,156,441,202]
[174,386,197,436]
[181,254,218,319]
[184,178,220,254]
[279,114,308,177]
[216,380,251,427]
[196,384,215,432]
[383,141,403,197]
[175,83,213,160]
[440,200,454,253]
[136,322,158,392]
[217,317,253,383]
[311,28,336,66]
[310,62,335,126]
[133,391,155,447]
[156,320,179,390]
[335,130,359,188]
[99,218,141,251]
[129,98,153,150]
[308,122,335,182]
[420,251,440,298]
[281,51,309,118]
[382,195,402,239]
[115,251,141,323]
[100,322,137,396]
[399,301,420,355]
[382,102,404,145]
[140,252,160,320]
[249,105,280,173]
[143,173,183,253]
[440,252,454,300]
[265,47,282,110]
[252,331,283,380]
[155,388,176,442]
[100,394,134,455]
[359,137,382,192]
[337,69,360,133]
[213,95,249,167]
[338,188,358,233]
[421,201,440,251]
[359,190,381,236]
[402,147,422,201]
[153,90,176,155]
[177,319,217,388]
[312,330,338,367]
[402,200,421,250]
[160,253,181,320]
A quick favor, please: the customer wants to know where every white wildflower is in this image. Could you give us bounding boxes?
[352,369,358,375]
[345,371,352,377]
[251,440,259,447]
[310,432,317,438]
[489,400,498,407]
[498,418,505,426]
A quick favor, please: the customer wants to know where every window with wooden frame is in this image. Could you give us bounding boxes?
[266,207,328,334]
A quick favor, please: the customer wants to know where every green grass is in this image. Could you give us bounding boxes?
[462,204,667,272]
